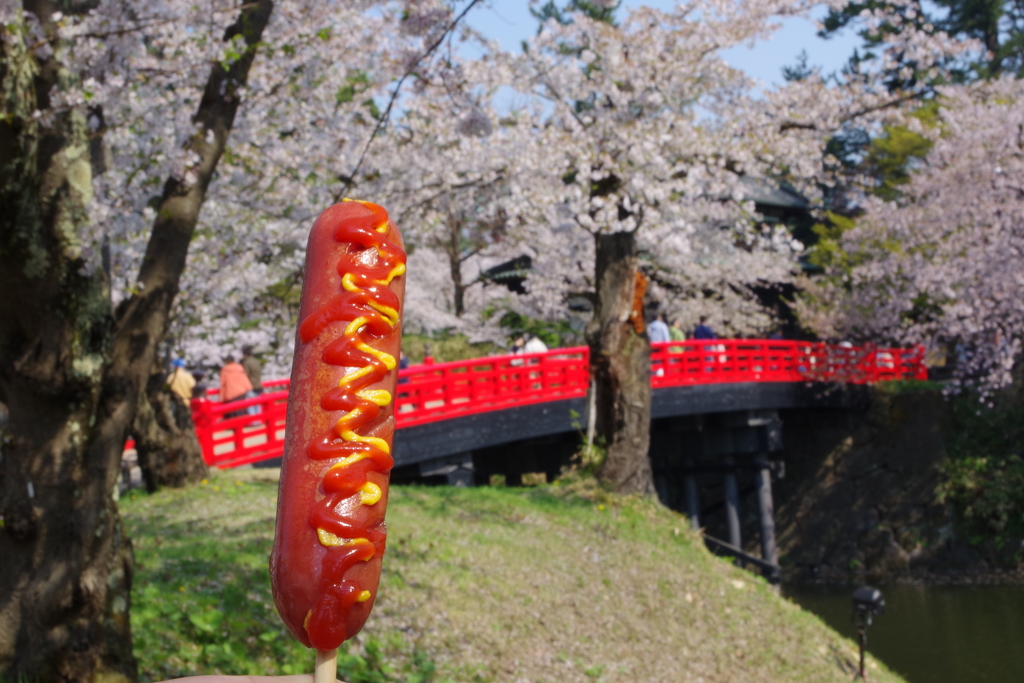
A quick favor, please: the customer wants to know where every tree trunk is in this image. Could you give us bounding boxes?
[0,3,273,680]
[450,252,466,317]
[133,366,208,493]
[985,21,1002,75]
[446,215,466,316]
[586,232,655,494]
[0,8,136,680]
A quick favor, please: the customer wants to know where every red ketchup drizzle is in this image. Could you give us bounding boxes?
[295,200,406,650]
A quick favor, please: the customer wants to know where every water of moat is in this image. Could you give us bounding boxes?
[784,583,1024,683]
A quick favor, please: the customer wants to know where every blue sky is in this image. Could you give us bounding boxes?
[463,1,862,88]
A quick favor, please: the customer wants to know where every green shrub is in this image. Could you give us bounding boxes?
[938,392,1024,539]
[497,310,582,349]
[400,333,497,364]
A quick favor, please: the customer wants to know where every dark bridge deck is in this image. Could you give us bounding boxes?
[392,381,869,468]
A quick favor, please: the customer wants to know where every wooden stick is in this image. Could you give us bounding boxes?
[315,648,337,683]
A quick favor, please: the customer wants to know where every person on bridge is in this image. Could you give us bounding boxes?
[241,345,264,416]
[523,334,548,354]
[669,319,686,342]
[166,358,195,405]
[648,314,671,343]
[693,316,717,340]
[241,345,263,396]
[191,369,210,399]
[510,334,547,367]
[398,351,410,385]
[219,354,254,418]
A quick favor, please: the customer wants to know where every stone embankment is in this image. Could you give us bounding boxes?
[771,388,1024,583]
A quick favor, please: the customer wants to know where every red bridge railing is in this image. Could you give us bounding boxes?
[190,339,926,469]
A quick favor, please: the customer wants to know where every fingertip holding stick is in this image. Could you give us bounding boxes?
[315,648,337,683]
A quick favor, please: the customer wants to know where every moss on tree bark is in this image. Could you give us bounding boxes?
[0,3,273,679]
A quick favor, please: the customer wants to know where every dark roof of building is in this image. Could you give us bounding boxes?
[739,177,810,210]
[481,255,532,294]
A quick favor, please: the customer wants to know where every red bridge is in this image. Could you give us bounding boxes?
[190,339,926,470]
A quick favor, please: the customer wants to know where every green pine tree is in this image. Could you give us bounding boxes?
[530,0,620,29]
[822,0,1023,79]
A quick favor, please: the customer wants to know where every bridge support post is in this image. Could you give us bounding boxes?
[722,454,741,559]
[684,458,700,531]
[754,454,780,580]
[419,453,475,487]
[446,465,474,487]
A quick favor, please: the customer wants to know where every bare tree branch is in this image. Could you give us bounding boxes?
[333,0,484,201]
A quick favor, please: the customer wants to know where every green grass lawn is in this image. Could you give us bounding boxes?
[122,469,906,683]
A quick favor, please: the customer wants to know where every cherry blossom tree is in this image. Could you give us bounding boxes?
[0,0,466,676]
[358,53,548,338]
[164,22,537,353]
[110,0,972,501]
[797,77,1024,391]
[160,0,492,365]
[0,0,279,676]
[497,0,970,493]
